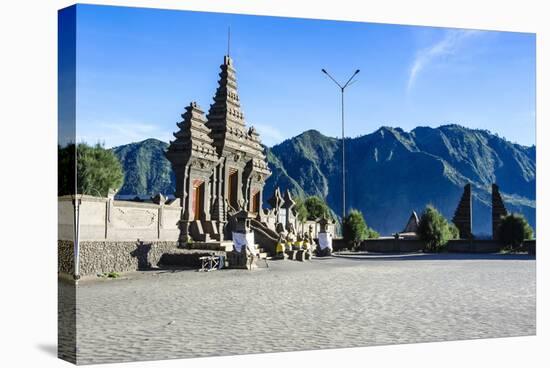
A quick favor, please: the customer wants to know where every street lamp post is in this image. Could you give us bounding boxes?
[321,68,360,222]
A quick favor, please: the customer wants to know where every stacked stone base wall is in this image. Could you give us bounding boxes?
[58,240,228,276]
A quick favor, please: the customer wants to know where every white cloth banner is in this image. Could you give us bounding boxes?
[232,232,256,253]
[318,232,332,250]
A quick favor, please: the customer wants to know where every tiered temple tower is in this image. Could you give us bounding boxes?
[166,55,271,243]
[205,55,271,237]
[166,102,219,241]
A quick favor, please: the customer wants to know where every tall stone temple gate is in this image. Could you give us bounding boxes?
[491,184,508,238]
[452,183,508,239]
[452,183,473,239]
[166,55,271,243]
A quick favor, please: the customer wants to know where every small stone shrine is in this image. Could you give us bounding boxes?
[317,216,334,256]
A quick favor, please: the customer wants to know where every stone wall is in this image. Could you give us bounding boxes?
[297,220,335,239]
[360,238,426,252]
[331,238,348,252]
[59,195,188,276]
[331,238,425,252]
[448,239,537,254]
[58,239,224,276]
[58,240,75,274]
[524,240,536,255]
[78,240,179,275]
[332,238,536,254]
[447,239,502,253]
[58,195,183,242]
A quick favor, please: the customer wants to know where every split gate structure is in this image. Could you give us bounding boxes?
[452,183,508,240]
[165,55,272,244]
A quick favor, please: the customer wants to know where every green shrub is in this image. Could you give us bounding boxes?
[448,223,460,240]
[97,271,121,279]
[497,213,534,248]
[295,195,332,222]
[367,228,380,239]
[304,196,331,220]
[293,197,309,222]
[418,205,457,252]
[343,209,378,250]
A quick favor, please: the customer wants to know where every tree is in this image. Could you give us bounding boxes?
[76,143,124,197]
[497,213,534,248]
[417,205,457,252]
[293,197,309,222]
[294,195,332,222]
[343,209,378,250]
[58,143,76,196]
[303,196,331,220]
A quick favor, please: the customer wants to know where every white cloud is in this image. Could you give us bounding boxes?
[253,123,285,147]
[77,120,172,148]
[407,29,480,92]
[77,119,286,148]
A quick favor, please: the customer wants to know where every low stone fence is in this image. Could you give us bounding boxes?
[360,238,426,252]
[331,238,348,252]
[524,240,536,255]
[58,240,225,276]
[58,195,182,243]
[447,239,536,254]
[331,237,536,254]
[447,239,502,253]
[58,195,189,277]
[59,240,75,275]
[330,238,425,252]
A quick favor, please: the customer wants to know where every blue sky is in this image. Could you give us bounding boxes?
[71,4,536,148]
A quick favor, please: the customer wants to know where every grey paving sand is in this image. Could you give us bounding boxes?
[63,253,535,364]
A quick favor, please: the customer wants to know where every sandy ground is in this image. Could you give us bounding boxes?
[60,253,536,365]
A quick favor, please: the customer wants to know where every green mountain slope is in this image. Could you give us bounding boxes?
[111,125,535,236]
[111,138,174,196]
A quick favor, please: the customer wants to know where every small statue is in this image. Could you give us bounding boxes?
[276,233,285,256]
[294,231,304,250]
[285,226,296,252]
[301,231,308,250]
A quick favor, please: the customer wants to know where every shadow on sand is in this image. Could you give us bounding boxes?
[130,241,152,270]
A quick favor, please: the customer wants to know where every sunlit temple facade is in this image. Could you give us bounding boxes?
[166,55,271,242]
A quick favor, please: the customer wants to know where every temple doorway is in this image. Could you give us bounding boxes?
[192,180,204,221]
[251,191,260,214]
[228,169,238,209]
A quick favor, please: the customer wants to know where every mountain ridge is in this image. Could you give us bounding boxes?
[111,124,535,236]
